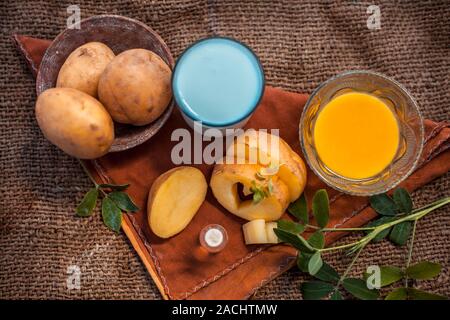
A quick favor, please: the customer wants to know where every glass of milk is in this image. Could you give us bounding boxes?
[172,37,265,136]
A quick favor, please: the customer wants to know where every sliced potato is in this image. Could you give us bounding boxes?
[242,220,279,244]
[210,163,290,221]
[242,219,268,244]
[147,167,207,238]
[265,222,280,244]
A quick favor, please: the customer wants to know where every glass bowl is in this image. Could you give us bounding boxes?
[300,71,424,196]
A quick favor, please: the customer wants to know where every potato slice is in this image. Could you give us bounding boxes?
[242,220,280,244]
[265,222,280,244]
[210,163,290,221]
[148,167,207,238]
[242,219,268,244]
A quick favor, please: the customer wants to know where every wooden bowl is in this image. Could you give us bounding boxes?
[36,15,174,152]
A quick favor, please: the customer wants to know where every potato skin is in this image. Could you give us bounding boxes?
[56,42,115,97]
[98,48,172,126]
[35,88,114,159]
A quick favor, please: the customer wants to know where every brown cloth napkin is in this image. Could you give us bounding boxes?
[15,35,450,300]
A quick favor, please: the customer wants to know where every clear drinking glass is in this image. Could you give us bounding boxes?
[300,71,424,196]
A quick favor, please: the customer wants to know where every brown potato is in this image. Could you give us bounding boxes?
[98,48,172,126]
[56,42,115,97]
[148,167,207,238]
[35,88,114,159]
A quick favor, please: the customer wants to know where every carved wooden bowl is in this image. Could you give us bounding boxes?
[36,15,175,152]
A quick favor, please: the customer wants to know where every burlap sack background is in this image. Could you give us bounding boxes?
[0,0,448,299]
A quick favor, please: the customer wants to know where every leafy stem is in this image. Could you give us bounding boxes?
[404,220,417,289]
[78,159,99,189]
[76,159,139,232]
[331,246,364,296]
[306,224,376,232]
[281,188,449,300]
[318,197,449,253]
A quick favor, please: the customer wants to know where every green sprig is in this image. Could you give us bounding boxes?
[76,160,139,232]
[276,187,450,300]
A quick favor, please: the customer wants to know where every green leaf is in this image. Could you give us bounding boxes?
[308,230,325,249]
[101,197,122,232]
[288,193,308,224]
[389,221,412,245]
[407,288,447,300]
[98,183,130,191]
[108,191,139,212]
[250,181,268,204]
[76,188,98,217]
[369,193,397,216]
[393,188,413,214]
[364,266,403,287]
[406,261,442,280]
[297,252,312,272]
[274,228,315,253]
[253,190,264,203]
[343,278,379,300]
[330,290,343,300]
[301,281,334,300]
[366,216,396,242]
[314,262,340,283]
[379,266,404,286]
[312,189,329,228]
[385,287,448,301]
[308,251,323,276]
[277,219,305,234]
[385,287,408,300]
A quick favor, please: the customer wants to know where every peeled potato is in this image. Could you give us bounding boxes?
[210,163,290,221]
[242,220,279,244]
[56,42,115,97]
[148,167,207,238]
[35,88,114,159]
[265,222,280,244]
[242,219,267,244]
[98,48,172,126]
[228,131,307,202]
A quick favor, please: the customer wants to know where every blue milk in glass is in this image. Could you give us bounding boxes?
[172,37,264,135]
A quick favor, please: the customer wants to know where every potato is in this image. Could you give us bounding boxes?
[242,219,267,244]
[228,131,307,202]
[98,49,172,126]
[148,167,207,238]
[35,88,114,159]
[242,220,280,245]
[56,42,115,97]
[210,163,290,221]
[265,222,280,244]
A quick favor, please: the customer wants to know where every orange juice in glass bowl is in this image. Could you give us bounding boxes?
[300,71,424,196]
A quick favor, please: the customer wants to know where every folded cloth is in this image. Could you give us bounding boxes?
[15,35,450,300]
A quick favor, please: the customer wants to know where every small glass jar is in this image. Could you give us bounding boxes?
[199,224,228,253]
[300,70,424,196]
[172,37,265,137]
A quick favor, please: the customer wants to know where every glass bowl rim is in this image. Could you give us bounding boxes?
[299,70,424,196]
